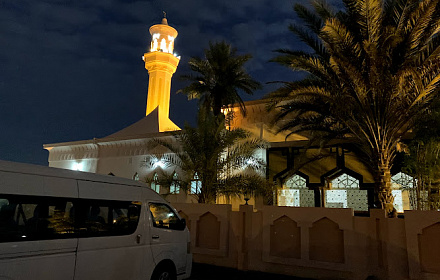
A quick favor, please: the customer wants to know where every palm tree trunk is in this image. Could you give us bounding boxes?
[376,163,396,217]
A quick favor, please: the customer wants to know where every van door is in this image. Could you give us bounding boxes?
[0,174,78,280]
[74,181,153,280]
[148,202,188,276]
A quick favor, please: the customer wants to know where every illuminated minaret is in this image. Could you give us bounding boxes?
[142,14,180,132]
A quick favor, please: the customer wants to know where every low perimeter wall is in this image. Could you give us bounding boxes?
[172,203,440,280]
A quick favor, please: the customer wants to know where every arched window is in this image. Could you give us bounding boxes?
[331,173,359,189]
[160,38,167,52]
[191,173,201,194]
[286,174,307,189]
[326,173,367,211]
[170,172,180,194]
[151,173,160,193]
[278,174,314,207]
[133,172,139,181]
[392,172,418,211]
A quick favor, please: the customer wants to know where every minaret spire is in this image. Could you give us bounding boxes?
[142,16,180,132]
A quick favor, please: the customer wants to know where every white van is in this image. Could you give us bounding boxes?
[0,160,192,280]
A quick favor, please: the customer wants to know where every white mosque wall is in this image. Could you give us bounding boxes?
[46,136,267,209]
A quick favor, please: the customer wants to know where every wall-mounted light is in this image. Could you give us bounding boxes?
[72,162,83,171]
[152,158,165,169]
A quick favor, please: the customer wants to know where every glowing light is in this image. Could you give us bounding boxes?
[160,38,167,52]
[72,162,83,171]
[150,34,175,54]
[221,107,233,115]
[151,38,158,52]
[168,41,173,53]
[152,158,165,168]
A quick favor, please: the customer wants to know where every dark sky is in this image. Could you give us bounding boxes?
[0,0,319,166]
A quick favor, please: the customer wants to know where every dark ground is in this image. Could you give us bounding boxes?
[188,263,316,280]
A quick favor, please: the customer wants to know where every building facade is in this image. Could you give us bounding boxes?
[44,18,416,212]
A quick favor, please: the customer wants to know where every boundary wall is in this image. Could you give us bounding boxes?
[172,203,440,280]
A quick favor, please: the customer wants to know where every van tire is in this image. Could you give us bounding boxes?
[151,263,176,280]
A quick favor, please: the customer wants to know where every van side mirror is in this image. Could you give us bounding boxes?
[178,218,186,230]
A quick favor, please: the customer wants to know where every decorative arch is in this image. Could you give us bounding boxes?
[286,174,307,189]
[324,169,367,211]
[151,173,160,193]
[270,215,301,259]
[170,172,179,194]
[309,217,344,263]
[278,173,314,207]
[391,172,417,211]
[196,212,220,249]
[418,222,440,273]
[191,172,201,194]
[331,173,359,189]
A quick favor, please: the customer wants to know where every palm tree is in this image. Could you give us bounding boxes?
[147,109,270,203]
[402,98,440,210]
[179,41,262,116]
[267,0,440,215]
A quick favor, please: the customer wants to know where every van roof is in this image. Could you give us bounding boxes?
[0,160,148,188]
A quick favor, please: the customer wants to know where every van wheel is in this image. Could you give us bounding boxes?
[151,265,176,280]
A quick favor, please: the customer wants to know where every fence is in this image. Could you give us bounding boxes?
[172,203,440,280]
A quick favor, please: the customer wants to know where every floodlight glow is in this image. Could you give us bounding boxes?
[152,158,165,168]
[151,38,159,52]
[168,41,173,53]
[72,162,83,171]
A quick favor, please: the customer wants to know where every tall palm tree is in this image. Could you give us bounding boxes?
[180,41,262,116]
[403,98,440,210]
[147,109,270,203]
[267,0,440,215]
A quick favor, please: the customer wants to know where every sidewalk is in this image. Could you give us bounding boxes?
[188,263,316,280]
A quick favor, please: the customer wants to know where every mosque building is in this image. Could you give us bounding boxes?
[44,17,415,212]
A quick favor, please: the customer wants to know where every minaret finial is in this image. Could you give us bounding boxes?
[161,11,168,25]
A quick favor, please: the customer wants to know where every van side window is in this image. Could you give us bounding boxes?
[0,195,142,243]
[149,203,184,231]
[78,201,141,237]
[0,195,75,242]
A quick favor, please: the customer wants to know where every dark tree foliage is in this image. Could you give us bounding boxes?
[147,109,272,203]
[179,41,262,116]
[267,0,440,215]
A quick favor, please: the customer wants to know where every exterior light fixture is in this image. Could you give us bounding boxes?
[72,162,83,171]
[152,158,165,168]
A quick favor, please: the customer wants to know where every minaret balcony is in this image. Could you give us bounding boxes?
[143,51,180,73]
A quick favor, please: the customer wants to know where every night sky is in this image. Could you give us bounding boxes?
[0,0,318,166]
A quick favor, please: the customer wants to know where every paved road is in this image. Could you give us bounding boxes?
[188,263,315,280]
